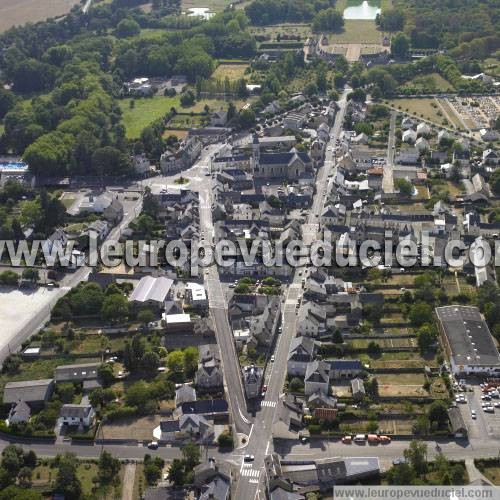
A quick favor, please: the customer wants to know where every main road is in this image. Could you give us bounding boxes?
[234,89,351,499]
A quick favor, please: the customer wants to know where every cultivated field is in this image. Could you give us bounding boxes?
[377,373,428,397]
[0,0,80,33]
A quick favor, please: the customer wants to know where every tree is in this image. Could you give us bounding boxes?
[125,381,151,408]
[1,445,24,476]
[18,466,32,488]
[367,341,382,358]
[0,486,42,500]
[98,363,115,387]
[217,432,234,448]
[386,462,415,485]
[21,268,39,283]
[144,461,162,485]
[391,33,410,58]
[312,9,344,33]
[57,382,75,404]
[365,377,379,398]
[101,294,128,323]
[331,329,343,344]
[138,309,155,326]
[98,451,120,484]
[182,442,200,469]
[238,108,256,129]
[413,414,430,435]
[395,178,413,196]
[289,377,304,392]
[54,453,82,500]
[180,91,196,107]
[141,351,160,378]
[168,459,185,487]
[183,346,198,376]
[167,350,185,373]
[404,440,428,475]
[416,324,437,352]
[428,400,448,429]
[117,18,141,38]
[408,302,433,327]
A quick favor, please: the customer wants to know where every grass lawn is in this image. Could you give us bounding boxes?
[212,63,249,81]
[483,58,500,77]
[476,462,500,485]
[402,73,454,93]
[386,98,448,127]
[163,128,189,139]
[436,98,466,130]
[181,0,230,12]
[134,28,168,40]
[119,96,181,138]
[0,123,4,136]
[133,463,145,500]
[101,415,162,440]
[326,20,383,44]
[360,352,437,370]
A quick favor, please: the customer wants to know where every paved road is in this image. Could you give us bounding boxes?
[383,110,396,193]
[234,89,352,500]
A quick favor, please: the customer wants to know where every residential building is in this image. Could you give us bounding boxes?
[185,282,208,308]
[304,360,330,396]
[351,378,365,401]
[287,336,318,376]
[328,359,364,380]
[448,407,467,438]
[6,400,31,425]
[158,420,180,442]
[59,403,95,428]
[160,136,202,174]
[179,414,214,443]
[196,344,223,391]
[243,365,262,399]
[175,384,197,407]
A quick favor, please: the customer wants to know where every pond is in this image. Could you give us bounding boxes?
[187,7,214,20]
[343,0,381,20]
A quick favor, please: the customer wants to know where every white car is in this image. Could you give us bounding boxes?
[471,410,476,419]
[484,406,495,413]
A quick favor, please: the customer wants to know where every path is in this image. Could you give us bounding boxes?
[465,458,493,485]
[121,463,136,500]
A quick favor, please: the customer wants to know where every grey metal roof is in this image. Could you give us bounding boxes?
[130,276,173,303]
[436,305,500,368]
[3,379,54,404]
[55,363,99,382]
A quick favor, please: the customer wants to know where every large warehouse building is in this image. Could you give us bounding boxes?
[436,305,500,376]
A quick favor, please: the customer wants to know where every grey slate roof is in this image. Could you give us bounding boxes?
[3,379,54,404]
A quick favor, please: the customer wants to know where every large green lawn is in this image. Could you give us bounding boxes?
[119,96,181,138]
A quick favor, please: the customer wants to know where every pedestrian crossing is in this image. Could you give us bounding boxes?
[241,467,261,478]
[261,400,277,407]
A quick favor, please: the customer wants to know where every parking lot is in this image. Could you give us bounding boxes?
[456,380,500,439]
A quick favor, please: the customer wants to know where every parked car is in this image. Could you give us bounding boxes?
[353,434,367,443]
[341,436,352,444]
[147,441,159,450]
[244,455,255,462]
[471,410,477,419]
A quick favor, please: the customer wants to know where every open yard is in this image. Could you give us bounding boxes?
[386,98,448,127]
[212,63,249,81]
[163,128,189,139]
[377,373,429,397]
[360,352,437,369]
[250,24,311,41]
[0,0,80,32]
[101,414,162,441]
[168,113,207,129]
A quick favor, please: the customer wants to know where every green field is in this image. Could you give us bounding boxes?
[402,73,454,92]
[0,123,4,136]
[119,96,181,138]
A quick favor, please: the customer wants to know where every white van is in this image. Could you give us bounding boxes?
[353,434,366,443]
